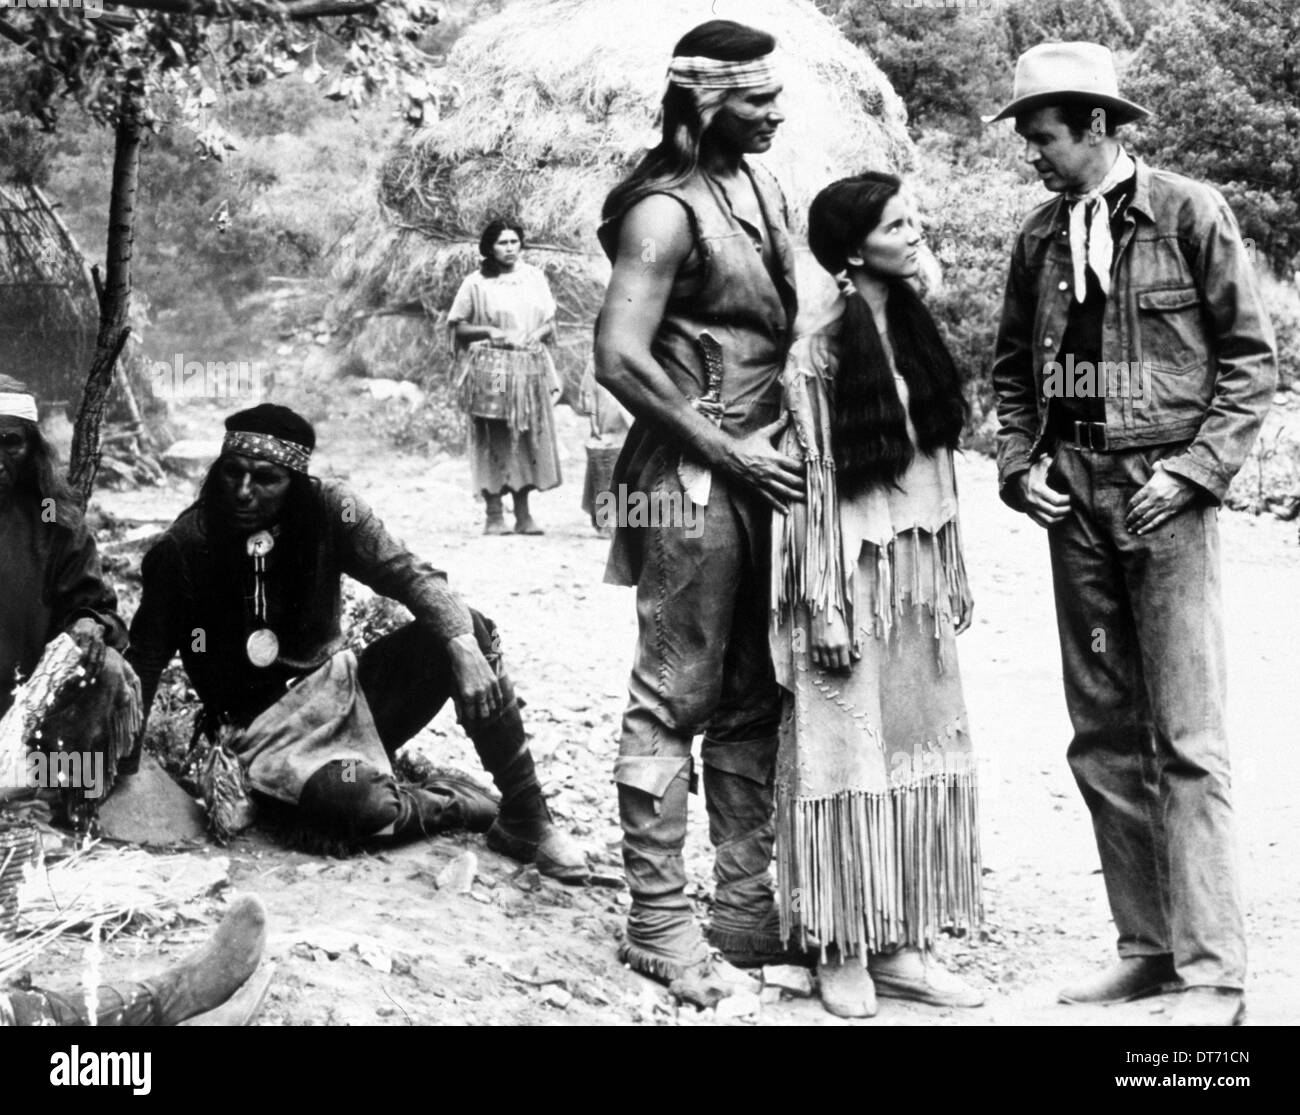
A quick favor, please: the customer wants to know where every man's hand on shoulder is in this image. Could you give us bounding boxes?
[447,632,503,724]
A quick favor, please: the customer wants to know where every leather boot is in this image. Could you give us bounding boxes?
[511,488,543,535]
[471,702,589,882]
[483,492,508,535]
[2,894,266,1026]
[615,755,710,980]
[389,773,499,839]
[701,739,808,967]
[1058,955,1179,1005]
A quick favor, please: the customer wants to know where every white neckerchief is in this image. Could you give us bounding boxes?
[1067,149,1136,303]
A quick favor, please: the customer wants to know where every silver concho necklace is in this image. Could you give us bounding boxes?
[245,529,279,667]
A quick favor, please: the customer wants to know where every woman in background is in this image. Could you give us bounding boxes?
[448,219,562,535]
[771,172,984,1018]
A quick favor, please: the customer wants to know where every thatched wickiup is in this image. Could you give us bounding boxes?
[335,0,915,397]
[0,184,97,409]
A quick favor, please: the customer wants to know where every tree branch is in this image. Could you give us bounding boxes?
[69,86,144,508]
[0,16,38,56]
[105,0,386,20]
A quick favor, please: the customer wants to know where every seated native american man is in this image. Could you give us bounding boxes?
[122,404,589,880]
[0,376,140,829]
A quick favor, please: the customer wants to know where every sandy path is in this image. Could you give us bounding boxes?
[29,394,1299,1027]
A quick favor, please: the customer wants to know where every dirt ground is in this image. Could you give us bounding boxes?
[24,374,1300,1028]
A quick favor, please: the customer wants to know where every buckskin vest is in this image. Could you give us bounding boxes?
[598,162,799,584]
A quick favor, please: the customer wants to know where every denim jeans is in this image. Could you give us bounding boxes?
[1047,441,1245,988]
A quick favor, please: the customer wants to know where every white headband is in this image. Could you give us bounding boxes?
[666,54,778,91]
[0,392,37,422]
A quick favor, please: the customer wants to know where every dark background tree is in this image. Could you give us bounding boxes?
[829,0,1157,134]
[0,0,441,504]
[1128,0,1300,273]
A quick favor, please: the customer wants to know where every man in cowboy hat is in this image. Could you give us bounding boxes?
[988,42,1276,1026]
[125,404,589,880]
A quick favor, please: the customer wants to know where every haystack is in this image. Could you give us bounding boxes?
[335,0,914,398]
[0,183,97,408]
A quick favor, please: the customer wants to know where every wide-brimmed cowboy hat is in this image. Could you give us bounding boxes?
[984,42,1150,125]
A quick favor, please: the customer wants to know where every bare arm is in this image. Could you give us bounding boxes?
[594,195,802,510]
[526,320,556,346]
[454,321,506,346]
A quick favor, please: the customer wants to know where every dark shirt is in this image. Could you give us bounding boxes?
[126,479,473,727]
[1050,173,1136,435]
[0,495,127,716]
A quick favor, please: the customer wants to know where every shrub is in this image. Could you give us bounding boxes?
[830,0,1153,133]
[1260,271,1300,390]
[831,0,1006,133]
[1000,0,1144,59]
[912,134,1046,437]
[1128,0,1300,273]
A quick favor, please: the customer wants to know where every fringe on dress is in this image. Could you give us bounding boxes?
[770,345,982,960]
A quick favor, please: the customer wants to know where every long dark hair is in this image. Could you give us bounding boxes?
[478,218,525,278]
[601,20,776,227]
[806,172,967,495]
[16,422,75,509]
[1,426,78,531]
[0,373,75,520]
[197,459,326,644]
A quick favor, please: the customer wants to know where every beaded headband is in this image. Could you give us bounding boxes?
[222,430,311,474]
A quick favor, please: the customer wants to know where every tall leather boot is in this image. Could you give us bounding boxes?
[616,756,754,1007]
[702,738,808,967]
[472,701,589,882]
[2,894,266,1027]
[617,756,704,977]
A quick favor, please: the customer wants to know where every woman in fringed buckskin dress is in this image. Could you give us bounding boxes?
[771,173,985,1018]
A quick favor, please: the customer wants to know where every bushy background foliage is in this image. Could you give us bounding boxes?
[1,0,1294,451]
[832,0,1299,407]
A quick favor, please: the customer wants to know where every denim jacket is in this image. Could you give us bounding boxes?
[992,157,1277,504]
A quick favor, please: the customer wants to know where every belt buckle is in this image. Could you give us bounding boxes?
[1074,420,1108,451]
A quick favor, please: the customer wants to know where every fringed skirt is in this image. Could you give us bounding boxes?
[773,524,982,958]
[459,344,562,495]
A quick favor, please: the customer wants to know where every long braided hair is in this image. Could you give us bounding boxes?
[806,172,967,495]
